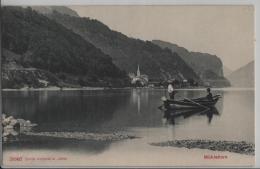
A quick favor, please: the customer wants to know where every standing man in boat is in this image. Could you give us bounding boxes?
[206,88,213,100]
[168,80,176,100]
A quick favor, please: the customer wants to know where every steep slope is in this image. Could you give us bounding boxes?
[31,6,79,17]
[1,7,127,88]
[152,40,224,77]
[227,61,254,87]
[152,40,230,87]
[40,9,200,82]
[1,49,68,89]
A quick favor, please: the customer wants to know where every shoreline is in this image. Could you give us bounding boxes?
[3,131,139,143]
[1,86,255,91]
[150,139,255,156]
[1,86,106,91]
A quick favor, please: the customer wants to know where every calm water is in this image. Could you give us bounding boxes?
[2,88,255,166]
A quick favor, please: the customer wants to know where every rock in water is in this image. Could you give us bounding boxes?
[2,114,37,142]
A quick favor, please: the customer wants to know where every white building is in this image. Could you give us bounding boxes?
[129,65,149,86]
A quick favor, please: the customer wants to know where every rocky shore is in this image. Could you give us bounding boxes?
[23,131,138,141]
[2,114,37,142]
[150,140,254,155]
[2,114,138,143]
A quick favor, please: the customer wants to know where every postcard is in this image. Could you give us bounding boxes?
[1,1,256,168]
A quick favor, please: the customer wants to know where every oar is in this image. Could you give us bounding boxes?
[213,95,221,98]
[184,97,209,109]
[198,107,210,115]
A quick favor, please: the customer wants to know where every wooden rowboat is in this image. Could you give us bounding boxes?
[162,95,221,111]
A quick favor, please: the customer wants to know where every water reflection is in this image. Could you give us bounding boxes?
[2,88,255,150]
[4,135,112,154]
[2,90,131,132]
[132,88,149,114]
[163,107,220,125]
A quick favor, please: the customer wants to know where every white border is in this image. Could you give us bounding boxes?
[1,0,260,168]
[0,0,259,5]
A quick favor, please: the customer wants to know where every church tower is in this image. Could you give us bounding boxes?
[137,65,141,77]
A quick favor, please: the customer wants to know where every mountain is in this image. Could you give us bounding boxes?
[152,40,223,77]
[33,7,200,82]
[30,6,79,17]
[152,40,230,87]
[227,61,254,87]
[1,7,127,89]
[223,65,233,77]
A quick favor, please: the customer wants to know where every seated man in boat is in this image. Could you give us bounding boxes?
[206,88,213,100]
[168,81,176,100]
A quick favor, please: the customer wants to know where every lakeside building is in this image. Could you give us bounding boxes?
[129,65,149,87]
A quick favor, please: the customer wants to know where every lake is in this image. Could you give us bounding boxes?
[2,88,255,167]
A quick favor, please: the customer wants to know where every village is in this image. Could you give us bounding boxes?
[129,65,199,88]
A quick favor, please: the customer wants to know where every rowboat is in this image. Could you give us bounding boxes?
[161,95,221,111]
[164,107,205,118]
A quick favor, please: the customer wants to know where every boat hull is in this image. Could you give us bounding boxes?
[162,95,220,111]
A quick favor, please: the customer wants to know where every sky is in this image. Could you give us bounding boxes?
[70,5,254,71]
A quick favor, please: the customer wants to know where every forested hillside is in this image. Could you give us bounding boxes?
[2,7,127,88]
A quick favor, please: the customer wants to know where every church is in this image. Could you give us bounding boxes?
[129,65,149,87]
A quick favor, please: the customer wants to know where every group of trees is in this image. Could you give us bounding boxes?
[2,7,127,87]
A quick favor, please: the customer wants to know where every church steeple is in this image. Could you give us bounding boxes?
[137,65,140,77]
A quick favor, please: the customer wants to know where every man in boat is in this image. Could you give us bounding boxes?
[206,88,213,100]
[168,81,176,100]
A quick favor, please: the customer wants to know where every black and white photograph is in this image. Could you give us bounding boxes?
[1,1,257,167]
